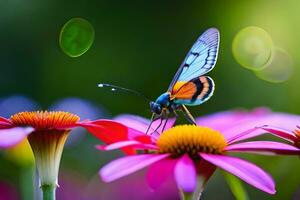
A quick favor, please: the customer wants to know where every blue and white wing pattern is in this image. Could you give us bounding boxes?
[168,28,219,91]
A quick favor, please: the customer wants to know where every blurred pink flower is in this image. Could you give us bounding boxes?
[0,181,19,200]
[97,109,300,195]
[83,171,179,200]
[56,170,179,200]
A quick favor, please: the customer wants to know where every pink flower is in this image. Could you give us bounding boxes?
[97,109,300,195]
[0,111,135,196]
[258,125,300,148]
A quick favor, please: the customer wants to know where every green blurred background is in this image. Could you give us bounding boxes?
[0,0,300,199]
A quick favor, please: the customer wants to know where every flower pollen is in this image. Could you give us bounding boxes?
[10,111,80,130]
[157,125,227,158]
[293,127,300,148]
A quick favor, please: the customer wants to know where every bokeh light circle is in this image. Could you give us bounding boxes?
[59,18,95,57]
[255,48,293,83]
[0,95,39,118]
[232,26,274,70]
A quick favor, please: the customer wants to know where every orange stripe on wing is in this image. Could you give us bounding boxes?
[171,81,187,94]
[171,81,197,100]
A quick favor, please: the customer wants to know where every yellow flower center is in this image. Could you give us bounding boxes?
[157,125,227,158]
[10,111,80,130]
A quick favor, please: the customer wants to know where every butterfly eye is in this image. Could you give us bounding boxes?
[150,102,162,115]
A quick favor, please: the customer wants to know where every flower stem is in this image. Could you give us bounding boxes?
[180,191,193,200]
[192,175,205,200]
[41,185,56,200]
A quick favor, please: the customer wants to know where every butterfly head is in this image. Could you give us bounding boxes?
[150,93,171,115]
[150,101,162,115]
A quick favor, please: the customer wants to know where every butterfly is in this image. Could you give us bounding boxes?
[148,28,220,132]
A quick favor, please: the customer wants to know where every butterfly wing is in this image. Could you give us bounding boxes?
[171,76,214,106]
[168,28,219,91]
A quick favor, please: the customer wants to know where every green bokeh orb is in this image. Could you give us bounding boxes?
[59,18,95,57]
[232,26,274,70]
[255,48,293,83]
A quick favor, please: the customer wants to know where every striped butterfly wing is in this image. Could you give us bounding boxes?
[168,28,219,91]
[171,76,215,106]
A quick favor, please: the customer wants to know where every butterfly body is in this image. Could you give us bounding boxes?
[149,28,220,127]
[150,93,169,115]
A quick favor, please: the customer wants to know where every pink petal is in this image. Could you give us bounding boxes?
[79,120,140,154]
[260,126,297,142]
[196,111,252,131]
[146,158,177,190]
[0,117,13,129]
[0,117,11,124]
[127,127,152,141]
[224,113,300,142]
[200,153,275,194]
[0,127,34,148]
[226,127,264,144]
[267,113,300,130]
[96,140,158,151]
[114,114,176,135]
[134,135,153,144]
[196,108,270,132]
[78,120,130,142]
[114,114,150,132]
[100,154,170,182]
[152,118,176,134]
[174,154,197,193]
[226,141,300,155]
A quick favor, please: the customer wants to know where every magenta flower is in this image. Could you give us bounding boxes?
[98,109,300,196]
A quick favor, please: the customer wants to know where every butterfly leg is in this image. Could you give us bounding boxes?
[151,110,170,134]
[151,117,163,135]
[146,113,160,135]
[161,117,169,132]
[181,105,196,125]
[146,113,163,135]
[173,110,179,118]
[169,104,179,118]
[160,110,170,133]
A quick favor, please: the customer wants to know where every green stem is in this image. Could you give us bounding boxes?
[180,191,193,200]
[192,175,205,200]
[20,165,35,200]
[41,185,56,200]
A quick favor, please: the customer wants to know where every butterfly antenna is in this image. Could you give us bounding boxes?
[98,83,151,103]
